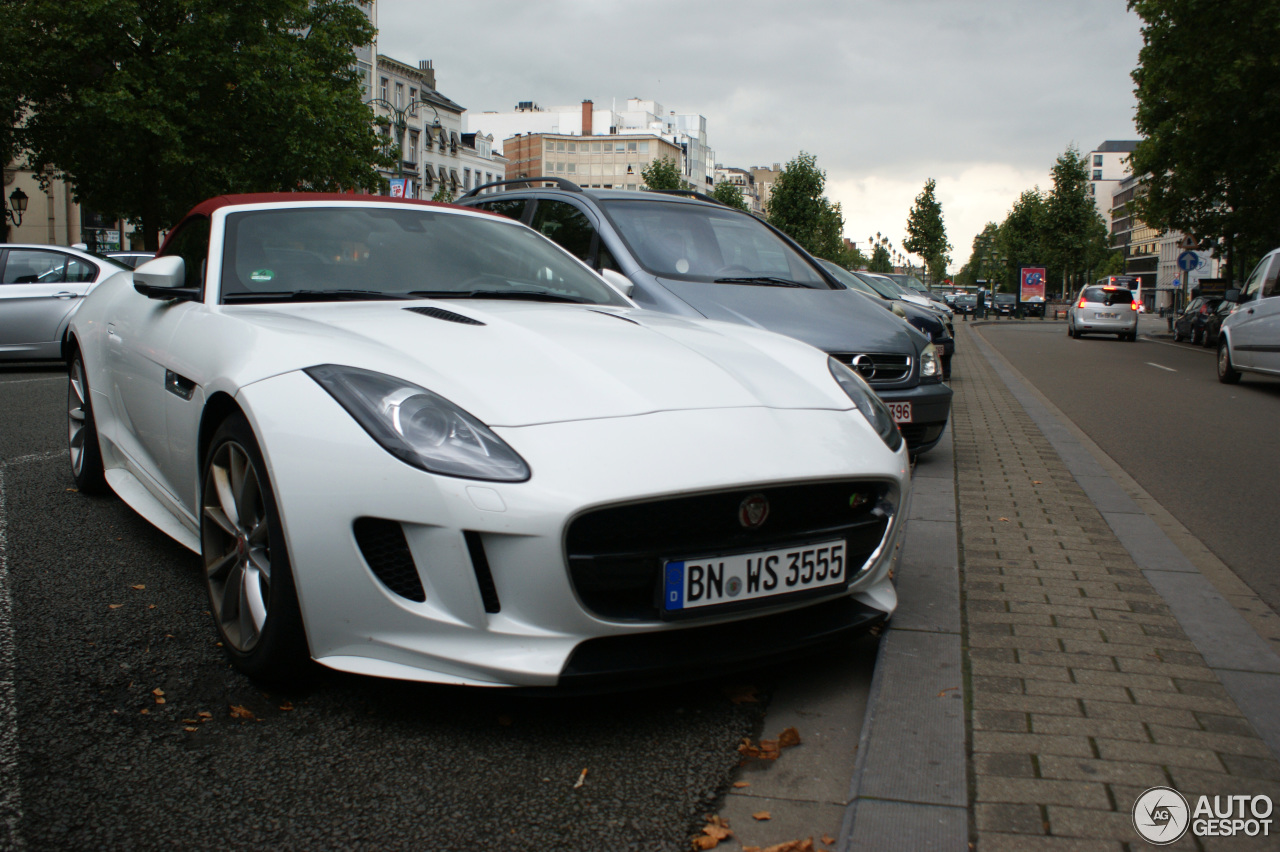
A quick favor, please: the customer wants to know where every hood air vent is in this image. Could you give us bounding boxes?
[404,306,486,326]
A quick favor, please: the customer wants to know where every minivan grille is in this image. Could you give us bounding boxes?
[828,353,912,385]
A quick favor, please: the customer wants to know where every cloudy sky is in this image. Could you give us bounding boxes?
[379,0,1144,272]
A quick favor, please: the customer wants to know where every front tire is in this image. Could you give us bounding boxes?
[1217,340,1242,384]
[67,350,107,494]
[201,413,310,682]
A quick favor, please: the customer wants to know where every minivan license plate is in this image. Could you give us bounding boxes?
[886,402,912,423]
[663,539,847,611]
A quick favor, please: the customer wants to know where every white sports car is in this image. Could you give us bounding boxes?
[65,194,909,688]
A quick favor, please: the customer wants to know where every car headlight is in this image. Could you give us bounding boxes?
[305,365,531,482]
[828,357,903,452]
[919,343,941,381]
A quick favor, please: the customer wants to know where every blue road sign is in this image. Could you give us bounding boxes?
[1177,251,1201,272]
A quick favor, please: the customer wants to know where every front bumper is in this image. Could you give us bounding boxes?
[874,380,953,455]
[237,371,910,687]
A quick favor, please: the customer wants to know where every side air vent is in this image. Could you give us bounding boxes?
[353,517,426,602]
[404,306,486,325]
[463,531,501,613]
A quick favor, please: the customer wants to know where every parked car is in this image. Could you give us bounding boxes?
[1067,283,1139,340]
[992,293,1016,315]
[1201,299,1234,348]
[883,273,953,316]
[459,180,952,455]
[1022,296,1046,318]
[815,260,954,380]
[0,243,130,360]
[65,193,911,688]
[953,294,977,315]
[104,250,156,269]
[1218,248,1280,383]
[1172,296,1222,345]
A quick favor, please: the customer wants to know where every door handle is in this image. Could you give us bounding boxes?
[51,291,77,299]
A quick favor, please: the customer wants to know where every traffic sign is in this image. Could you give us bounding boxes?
[1177,251,1200,272]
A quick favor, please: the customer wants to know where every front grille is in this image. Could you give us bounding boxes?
[829,352,912,385]
[353,517,426,602]
[565,480,893,621]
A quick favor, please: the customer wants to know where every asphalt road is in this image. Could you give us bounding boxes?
[973,319,1280,616]
[0,361,832,851]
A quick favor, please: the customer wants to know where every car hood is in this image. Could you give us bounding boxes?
[222,301,854,427]
[654,278,921,356]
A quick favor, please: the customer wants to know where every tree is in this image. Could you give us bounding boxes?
[1044,146,1111,297]
[431,184,455,203]
[1129,0,1280,281]
[640,157,686,191]
[997,189,1048,294]
[1096,250,1127,277]
[9,0,391,248]
[903,178,951,286]
[966,222,1002,288]
[767,152,847,262]
[709,180,749,211]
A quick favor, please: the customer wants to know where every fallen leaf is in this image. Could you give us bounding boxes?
[279,701,294,712]
[752,811,772,821]
[1032,480,1042,485]
[998,517,1009,522]
[757,841,815,852]
[197,711,212,719]
[822,837,836,846]
[149,606,157,610]
[152,688,165,697]
[183,726,198,732]
[182,718,200,724]
[66,488,78,492]
[229,705,255,720]
[723,684,759,704]
[131,584,145,590]
[572,768,587,789]
[691,838,719,851]
[108,604,123,609]
[777,727,801,749]
[937,686,960,698]
[154,697,165,705]
[732,781,751,789]
[139,708,149,715]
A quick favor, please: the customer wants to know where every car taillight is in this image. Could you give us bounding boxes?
[1078,298,1087,309]
[1130,302,1139,311]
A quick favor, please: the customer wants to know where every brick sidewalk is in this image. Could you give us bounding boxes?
[950,324,1280,851]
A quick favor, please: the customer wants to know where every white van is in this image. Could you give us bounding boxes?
[1218,248,1280,382]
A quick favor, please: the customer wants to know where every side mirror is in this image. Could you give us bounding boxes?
[133,255,200,301]
[600,268,635,298]
[1223,288,1240,303]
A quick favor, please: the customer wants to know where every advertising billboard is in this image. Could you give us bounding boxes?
[1020,267,1046,302]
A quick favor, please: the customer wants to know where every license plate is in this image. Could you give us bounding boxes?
[1096,311,1118,319]
[663,539,847,611]
[886,402,913,423]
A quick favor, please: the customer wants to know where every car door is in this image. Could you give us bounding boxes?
[105,218,209,504]
[1245,252,1280,372]
[1228,254,1275,369]
[0,248,99,355]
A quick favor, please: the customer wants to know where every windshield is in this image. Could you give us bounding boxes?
[86,251,132,271]
[218,206,629,306]
[817,259,880,296]
[598,199,830,288]
[860,273,911,298]
[995,294,1016,304]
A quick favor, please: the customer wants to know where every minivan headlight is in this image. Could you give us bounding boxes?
[828,357,903,452]
[306,365,531,482]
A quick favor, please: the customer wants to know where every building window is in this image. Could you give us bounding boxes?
[407,131,418,164]
[380,78,389,102]
[1093,170,1102,180]
[464,168,471,188]
[1093,154,1103,167]
[394,83,404,109]
[409,87,417,102]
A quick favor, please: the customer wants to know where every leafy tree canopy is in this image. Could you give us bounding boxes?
[767,151,847,262]
[1129,0,1280,279]
[1044,146,1110,290]
[903,178,951,285]
[709,180,749,211]
[640,157,686,191]
[7,0,392,248]
[997,189,1047,293]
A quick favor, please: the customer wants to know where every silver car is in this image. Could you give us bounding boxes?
[0,244,129,360]
[1067,283,1139,341]
[1218,247,1280,383]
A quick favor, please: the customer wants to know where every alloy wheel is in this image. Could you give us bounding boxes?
[202,440,272,652]
[67,359,88,476]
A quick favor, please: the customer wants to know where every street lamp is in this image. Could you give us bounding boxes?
[5,186,28,229]
[366,97,442,183]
